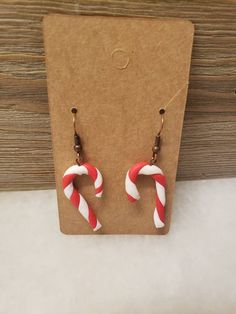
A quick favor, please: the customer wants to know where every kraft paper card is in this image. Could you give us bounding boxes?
[43,15,194,235]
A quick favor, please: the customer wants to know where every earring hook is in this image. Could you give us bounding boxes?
[150,108,165,165]
[71,107,83,165]
[71,107,78,135]
[157,108,165,136]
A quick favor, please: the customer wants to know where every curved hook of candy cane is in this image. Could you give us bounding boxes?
[62,163,103,231]
[125,161,166,228]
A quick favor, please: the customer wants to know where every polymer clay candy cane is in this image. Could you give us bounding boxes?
[62,162,103,231]
[125,161,166,228]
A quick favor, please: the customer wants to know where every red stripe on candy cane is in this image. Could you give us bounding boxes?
[84,163,98,181]
[62,174,76,189]
[128,161,148,183]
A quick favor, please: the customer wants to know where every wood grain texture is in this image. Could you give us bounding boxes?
[0,0,236,191]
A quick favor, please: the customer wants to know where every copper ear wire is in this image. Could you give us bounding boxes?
[157,108,165,136]
[150,108,165,165]
[71,107,83,165]
[71,107,78,135]
[149,84,188,165]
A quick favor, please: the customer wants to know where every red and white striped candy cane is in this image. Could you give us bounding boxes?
[125,161,166,228]
[62,163,103,231]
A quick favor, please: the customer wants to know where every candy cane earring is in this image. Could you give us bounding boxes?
[62,107,103,231]
[125,108,166,229]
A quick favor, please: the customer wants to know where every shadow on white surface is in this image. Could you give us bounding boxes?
[0,178,236,314]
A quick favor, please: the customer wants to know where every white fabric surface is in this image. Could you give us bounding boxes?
[0,178,236,314]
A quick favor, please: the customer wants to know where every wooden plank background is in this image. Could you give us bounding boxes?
[0,0,236,191]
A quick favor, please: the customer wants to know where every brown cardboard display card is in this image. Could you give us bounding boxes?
[43,15,194,235]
